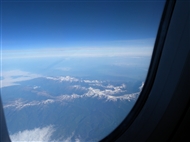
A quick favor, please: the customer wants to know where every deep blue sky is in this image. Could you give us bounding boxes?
[1,0,165,50]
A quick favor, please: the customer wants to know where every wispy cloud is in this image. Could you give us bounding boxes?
[10,126,81,142]
[59,132,81,142]
[10,125,55,142]
[2,46,152,59]
[111,38,155,45]
[139,82,144,91]
[33,85,40,89]
[0,70,42,88]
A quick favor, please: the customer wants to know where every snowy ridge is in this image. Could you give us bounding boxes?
[4,91,139,110]
[3,76,143,110]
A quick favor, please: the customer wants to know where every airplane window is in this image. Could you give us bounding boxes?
[1,0,165,141]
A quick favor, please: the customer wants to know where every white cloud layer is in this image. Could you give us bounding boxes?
[10,125,55,142]
[56,132,81,142]
[0,70,41,88]
[139,82,144,91]
[10,127,81,142]
[3,47,152,59]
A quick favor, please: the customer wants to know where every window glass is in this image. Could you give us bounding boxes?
[1,0,165,141]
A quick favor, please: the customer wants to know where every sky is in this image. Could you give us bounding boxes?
[1,2,166,140]
[1,0,165,51]
[0,0,166,84]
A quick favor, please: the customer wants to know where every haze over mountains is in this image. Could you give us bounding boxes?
[0,51,149,141]
[2,75,142,141]
[0,1,166,141]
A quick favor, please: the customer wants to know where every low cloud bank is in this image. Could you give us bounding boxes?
[10,127,81,142]
[10,125,55,142]
[0,70,41,88]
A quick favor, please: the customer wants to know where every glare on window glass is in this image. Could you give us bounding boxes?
[1,0,165,141]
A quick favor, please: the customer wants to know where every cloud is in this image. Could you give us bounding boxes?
[58,132,81,142]
[3,46,152,59]
[10,126,81,142]
[10,125,55,142]
[75,138,81,142]
[0,70,41,88]
[33,86,40,89]
[139,82,144,91]
[62,132,74,142]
